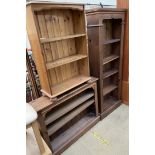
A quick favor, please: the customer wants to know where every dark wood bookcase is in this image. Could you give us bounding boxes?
[86,8,126,119]
[30,77,100,155]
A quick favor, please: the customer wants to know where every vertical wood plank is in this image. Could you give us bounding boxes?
[31,121,46,154]
[57,10,71,80]
[37,11,57,86]
[65,10,78,77]
[44,10,62,85]
[117,0,129,104]
[51,10,68,83]
[62,10,76,78]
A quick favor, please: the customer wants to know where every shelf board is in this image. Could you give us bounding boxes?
[103,69,118,79]
[46,54,87,69]
[51,113,98,152]
[51,75,91,97]
[47,99,95,136]
[103,55,119,65]
[45,92,94,125]
[103,84,118,96]
[103,97,121,111]
[87,24,103,28]
[103,39,120,45]
[40,33,86,43]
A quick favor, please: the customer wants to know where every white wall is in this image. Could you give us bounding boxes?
[26,0,116,49]
[27,0,116,5]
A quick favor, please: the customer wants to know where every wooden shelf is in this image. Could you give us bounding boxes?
[103,55,119,65]
[40,34,86,43]
[87,24,103,28]
[51,113,98,152]
[103,69,118,79]
[51,75,91,97]
[103,84,118,96]
[47,99,94,136]
[45,92,94,125]
[46,54,87,69]
[103,97,121,111]
[103,39,120,44]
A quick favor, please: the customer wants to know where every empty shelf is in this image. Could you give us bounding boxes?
[51,75,91,97]
[87,24,103,28]
[46,54,87,69]
[40,34,86,43]
[103,69,118,79]
[47,99,95,136]
[45,92,94,125]
[103,84,118,96]
[51,113,98,152]
[103,55,119,65]
[103,97,121,111]
[103,39,120,44]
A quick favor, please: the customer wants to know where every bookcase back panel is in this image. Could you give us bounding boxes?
[35,9,85,37]
[33,9,88,87]
[48,61,79,86]
[103,74,119,86]
[103,43,120,58]
[36,10,77,61]
[103,60,119,73]
[102,19,122,40]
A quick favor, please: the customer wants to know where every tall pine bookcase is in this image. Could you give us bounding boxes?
[26,2,91,99]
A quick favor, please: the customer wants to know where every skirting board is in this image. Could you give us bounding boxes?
[100,101,121,120]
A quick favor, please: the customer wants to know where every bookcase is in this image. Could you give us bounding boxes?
[30,77,100,155]
[86,8,125,119]
[26,2,91,99]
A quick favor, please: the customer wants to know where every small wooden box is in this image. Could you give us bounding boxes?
[27,2,90,99]
[86,8,126,119]
[30,77,100,155]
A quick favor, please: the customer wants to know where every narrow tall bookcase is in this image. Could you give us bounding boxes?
[26,2,91,99]
[86,8,125,119]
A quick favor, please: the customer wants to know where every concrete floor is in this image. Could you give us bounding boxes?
[27,104,128,155]
[62,104,129,155]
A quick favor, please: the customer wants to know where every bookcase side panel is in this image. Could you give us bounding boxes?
[26,5,51,94]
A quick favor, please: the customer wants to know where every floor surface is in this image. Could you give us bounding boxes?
[26,104,129,155]
[62,104,129,155]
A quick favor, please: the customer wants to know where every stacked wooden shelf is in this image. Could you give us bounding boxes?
[45,92,94,125]
[40,33,86,43]
[103,54,120,65]
[27,2,90,99]
[103,69,118,79]
[51,113,96,152]
[46,54,87,69]
[86,8,126,119]
[30,77,99,155]
[103,38,120,44]
[27,2,99,155]
[47,98,95,136]
[103,84,118,96]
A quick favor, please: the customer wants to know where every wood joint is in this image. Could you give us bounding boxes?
[87,78,94,84]
[50,97,58,102]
